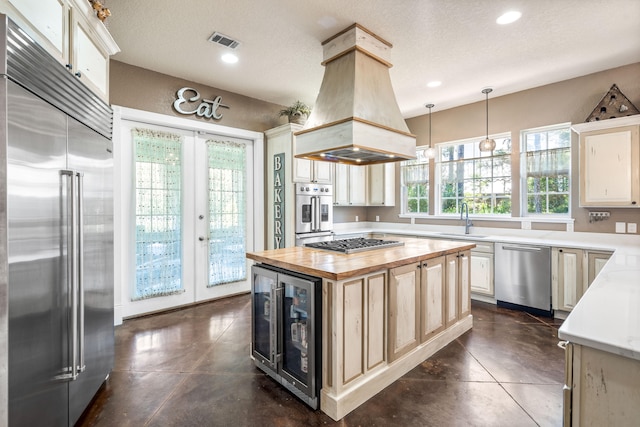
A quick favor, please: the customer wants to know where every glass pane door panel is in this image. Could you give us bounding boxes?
[281,278,311,384]
[252,267,275,362]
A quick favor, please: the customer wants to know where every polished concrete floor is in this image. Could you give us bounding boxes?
[78,295,565,426]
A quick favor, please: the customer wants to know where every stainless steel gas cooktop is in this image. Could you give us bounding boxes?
[305,238,404,254]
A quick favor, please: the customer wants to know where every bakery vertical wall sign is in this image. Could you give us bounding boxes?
[273,153,285,249]
[173,87,230,120]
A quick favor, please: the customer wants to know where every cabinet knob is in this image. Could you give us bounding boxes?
[65,63,73,70]
[559,249,563,253]
[632,201,637,205]
[74,71,82,78]
[416,265,421,269]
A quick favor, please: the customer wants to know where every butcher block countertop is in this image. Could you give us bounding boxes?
[246,237,475,281]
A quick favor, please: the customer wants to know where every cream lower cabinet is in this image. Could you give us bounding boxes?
[470,242,494,296]
[554,247,584,312]
[554,248,612,313]
[323,270,387,392]
[563,343,640,426]
[388,263,420,362]
[322,252,473,420]
[445,250,471,327]
[389,251,469,362]
[420,256,446,342]
[587,251,612,286]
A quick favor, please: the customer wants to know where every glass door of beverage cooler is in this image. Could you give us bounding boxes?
[279,274,318,397]
[251,265,278,370]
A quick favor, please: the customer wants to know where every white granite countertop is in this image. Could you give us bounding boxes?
[333,222,640,361]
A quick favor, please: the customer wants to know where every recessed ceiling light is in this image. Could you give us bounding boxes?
[221,53,238,64]
[427,81,442,88]
[497,11,522,25]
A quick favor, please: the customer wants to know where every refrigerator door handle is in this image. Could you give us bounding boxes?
[275,285,284,364]
[60,170,86,380]
[61,169,79,380]
[77,172,86,373]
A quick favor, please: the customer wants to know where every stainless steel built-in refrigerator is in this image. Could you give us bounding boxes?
[251,264,322,408]
[0,16,114,426]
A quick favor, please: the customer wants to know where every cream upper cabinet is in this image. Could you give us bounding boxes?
[291,126,332,184]
[4,0,67,61]
[1,0,119,101]
[293,158,332,184]
[367,163,395,206]
[71,8,110,99]
[573,116,640,208]
[333,163,366,206]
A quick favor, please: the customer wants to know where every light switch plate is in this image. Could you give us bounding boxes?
[615,222,626,233]
[628,223,637,233]
[355,215,359,222]
[376,216,380,222]
[521,220,531,230]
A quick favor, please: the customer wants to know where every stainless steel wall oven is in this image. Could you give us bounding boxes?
[295,183,333,245]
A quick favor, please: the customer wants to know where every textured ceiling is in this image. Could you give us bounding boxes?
[103,0,640,118]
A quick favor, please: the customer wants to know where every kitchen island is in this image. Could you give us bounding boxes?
[247,237,475,420]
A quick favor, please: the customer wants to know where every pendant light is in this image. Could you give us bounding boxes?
[478,88,496,152]
[424,103,436,159]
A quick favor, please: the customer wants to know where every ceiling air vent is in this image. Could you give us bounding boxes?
[208,32,241,50]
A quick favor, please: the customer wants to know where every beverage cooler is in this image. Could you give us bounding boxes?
[251,264,322,408]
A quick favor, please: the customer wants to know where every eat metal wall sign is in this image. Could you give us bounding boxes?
[173,87,229,120]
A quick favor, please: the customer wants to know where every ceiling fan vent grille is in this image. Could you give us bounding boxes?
[208,32,241,50]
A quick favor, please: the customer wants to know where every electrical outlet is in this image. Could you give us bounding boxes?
[411,217,415,225]
[615,222,626,233]
[522,220,531,230]
[628,223,637,233]
[376,216,380,222]
[355,215,359,222]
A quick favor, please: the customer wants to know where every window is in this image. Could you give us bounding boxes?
[521,124,571,215]
[437,135,511,215]
[400,148,430,214]
[207,139,247,286]
[133,128,183,300]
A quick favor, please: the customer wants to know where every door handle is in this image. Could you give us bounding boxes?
[60,170,80,380]
[77,172,85,374]
[199,236,208,241]
[501,245,543,252]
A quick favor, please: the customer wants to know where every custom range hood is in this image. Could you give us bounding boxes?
[294,24,416,165]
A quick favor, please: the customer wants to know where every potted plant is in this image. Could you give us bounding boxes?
[280,100,311,125]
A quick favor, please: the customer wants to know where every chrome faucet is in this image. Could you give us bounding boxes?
[460,202,472,234]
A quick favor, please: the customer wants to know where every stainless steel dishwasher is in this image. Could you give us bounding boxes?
[494,243,552,316]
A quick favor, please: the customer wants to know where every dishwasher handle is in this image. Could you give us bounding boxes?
[500,244,545,253]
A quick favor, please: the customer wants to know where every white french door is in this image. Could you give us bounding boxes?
[193,133,255,301]
[113,107,263,320]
